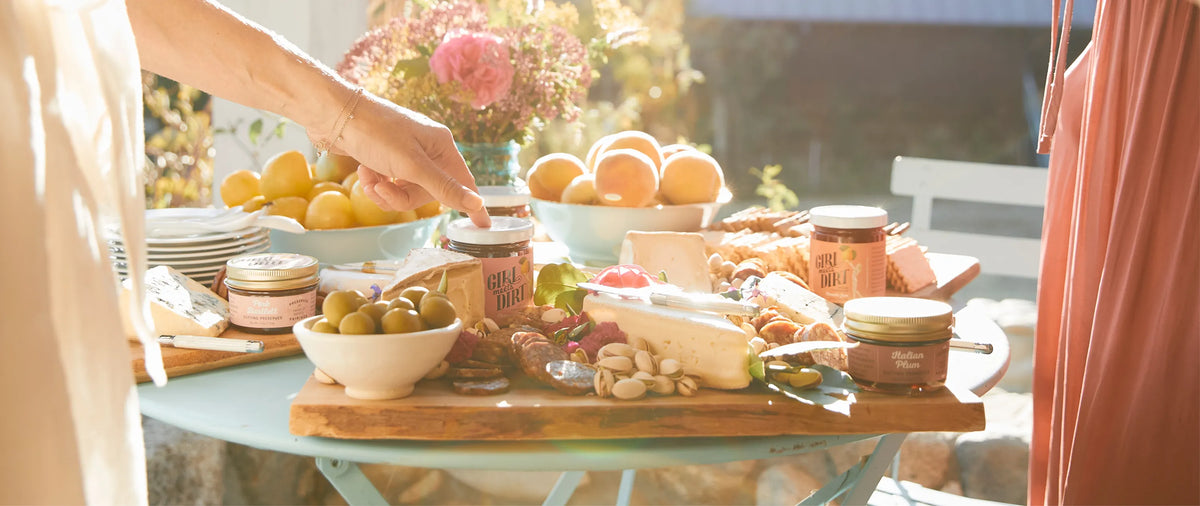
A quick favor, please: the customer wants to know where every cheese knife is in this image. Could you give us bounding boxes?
[577,282,761,317]
[158,335,265,354]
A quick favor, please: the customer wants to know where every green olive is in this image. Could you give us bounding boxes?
[321,291,360,327]
[311,319,338,333]
[358,301,389,323]
[386,297,415,312]
[338,311,377,335]
[419,295,457,329]
[381,308,427,334]
[399,286,429,308]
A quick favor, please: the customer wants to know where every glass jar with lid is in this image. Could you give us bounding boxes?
[808,205,888,304]
[445,216,534,318]
[478,185,532,219]
[224,253,319,334]
[842,296,954,395]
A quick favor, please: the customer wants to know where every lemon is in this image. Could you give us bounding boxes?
[315,153,360,183]
[306,191,355,230]
[350,181,400,226]
[266,196,308,225]
[241,195,267,213]
[260,151,313,201]
[219,170,261,208]
[342,172,359,190]
[307,181,348,200]
[414,200,442,219]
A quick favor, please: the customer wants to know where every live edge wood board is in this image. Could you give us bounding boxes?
[130,329,302,384]
[289,376,985,441]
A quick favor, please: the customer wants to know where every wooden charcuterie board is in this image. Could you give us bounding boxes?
[288,376,984,441]
[130,328,302,383]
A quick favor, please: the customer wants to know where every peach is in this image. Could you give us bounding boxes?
[660,143,697,161]
[561,174,599,205]
[528,153,587,201]
[597,131,664,172]
[585,135,614,171]
[659,151,724,205]
[593,149,659,207]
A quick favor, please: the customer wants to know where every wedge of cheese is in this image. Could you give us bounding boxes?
[619,231,713,293]
[755,272,844,326]
[121,266,229,337]
[582,293,751,389]
[382,248,485,327]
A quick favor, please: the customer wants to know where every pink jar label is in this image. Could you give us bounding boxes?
[847,339,948,386]
[809,239,886,304]
[228,290,316,329]
[480,251,533,318]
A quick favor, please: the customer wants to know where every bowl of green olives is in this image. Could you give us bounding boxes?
[294,286,462,400]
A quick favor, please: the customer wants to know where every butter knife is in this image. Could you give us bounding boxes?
[577,282,760,316]
[158,335,264,354]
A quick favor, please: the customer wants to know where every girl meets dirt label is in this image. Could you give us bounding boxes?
[480,251,533,318]
[809,241,886,304]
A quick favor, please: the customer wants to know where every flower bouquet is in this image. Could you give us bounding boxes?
[337,0,644,186]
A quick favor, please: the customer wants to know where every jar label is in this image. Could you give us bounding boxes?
[228,290,316,329]
[809,238,886,304]
[847,340,948,386]
[480,250,533,318]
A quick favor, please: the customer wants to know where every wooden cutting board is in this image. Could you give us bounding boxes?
[130,328,302,383]
[289,376,984,441]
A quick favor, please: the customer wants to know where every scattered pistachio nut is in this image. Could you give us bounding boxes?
[650,374,676,395]
[597,355,634,373]
[750,336,768,355]
[707,253,724,271]
[612,378,648,400]
[627,335,649,351]
[481,318,500,333]
[594,369,612,398]
[541,308,569,324]
[634,350,658,375]
[600,342,637,359]
[569,349,590,364]
[676,376,698,397]
[787,368,823,389]
[719,260,737,278]
[741,322,758,339]
[631,370,656,387]
[313,368,338,385]
[659,358,684,379]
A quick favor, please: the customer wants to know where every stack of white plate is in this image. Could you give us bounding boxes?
[107,209,270,286]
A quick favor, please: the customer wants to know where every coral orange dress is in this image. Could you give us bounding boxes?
[1032,1,1199,504]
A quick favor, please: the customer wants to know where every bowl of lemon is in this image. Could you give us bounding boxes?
[220,151,446,265]
[527,132,730,265]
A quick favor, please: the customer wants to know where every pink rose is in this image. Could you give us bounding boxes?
[429,30,515,109]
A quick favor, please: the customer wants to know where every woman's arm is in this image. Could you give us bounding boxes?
[126,0,489,226]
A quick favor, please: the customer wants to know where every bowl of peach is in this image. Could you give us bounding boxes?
[528,131,731,265]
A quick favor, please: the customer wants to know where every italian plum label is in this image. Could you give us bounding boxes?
[229,291,316,328]
[481,252,533,317]
[809,239,885,304]
[847,341,948,385]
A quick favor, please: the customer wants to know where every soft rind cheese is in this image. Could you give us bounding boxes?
[619,231,713,293]
[121,266,229,337]
[583,294,751,389]
[382,248,485,328]
[755,272,844,326]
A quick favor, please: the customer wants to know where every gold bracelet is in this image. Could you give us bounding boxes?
[315,87,364,156]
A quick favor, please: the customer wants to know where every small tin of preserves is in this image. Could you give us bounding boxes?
[224,253,319,334]
[842,297,953,395]
[478,185,532,219]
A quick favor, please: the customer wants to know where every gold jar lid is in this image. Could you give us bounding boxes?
[225,253,319,290]
[842,297,954,343]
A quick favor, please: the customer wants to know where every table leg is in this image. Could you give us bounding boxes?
[315,457,389,506]
[543,470,587,506]
[615,469,636,506]
[798,433,908,506]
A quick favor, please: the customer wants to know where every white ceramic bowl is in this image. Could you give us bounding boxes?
[269,214,446,265]
[293,315,462,400]
[531,191,730,265]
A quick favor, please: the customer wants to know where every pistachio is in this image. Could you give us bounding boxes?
[627,336,649,351]
[422,361,450,380]
[600,342,638,359]
[741,322,758,339]
[612,378,648,400]
[631,370,656,387]
[659,358,684,379]
[720,260,737,278]
[569,349,590,364]
[481,318,500,333]
[676,375,699,397]
[596,355,634,373]
[707,252,724,272]
[787,368,823,389]
[473,322,489,334]
[750,336,768,355]
[615,373,632,382]
[594,368,612,398]
[650,374,676,395]
[313,368,338,385]
[633,350,658,375]
[541,308,569,324]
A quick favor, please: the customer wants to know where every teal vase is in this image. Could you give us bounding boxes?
[456,140,523,187]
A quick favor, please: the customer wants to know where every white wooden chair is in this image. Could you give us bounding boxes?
[890,156,1048,280]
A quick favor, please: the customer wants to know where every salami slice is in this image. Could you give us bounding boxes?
[544,360,597,395]
[452,377,511,396]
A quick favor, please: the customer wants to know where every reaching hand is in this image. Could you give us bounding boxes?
[323,92,491,228]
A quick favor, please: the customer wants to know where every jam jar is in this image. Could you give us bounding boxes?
[478,185,531,219]
[224,253,319,334]
[446,216,534,318]
[808,205,888,304]
[842,297,954,395]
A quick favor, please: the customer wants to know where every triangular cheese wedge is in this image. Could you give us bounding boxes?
[383,248,484,327]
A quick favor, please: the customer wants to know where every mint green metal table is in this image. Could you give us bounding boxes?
[138,305,1008,506]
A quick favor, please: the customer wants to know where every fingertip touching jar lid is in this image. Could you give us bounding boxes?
[225,253,320,334]
[446,217,535,318]
[842,296,954,395]
[478,185,531,218]
[808,205,888,304]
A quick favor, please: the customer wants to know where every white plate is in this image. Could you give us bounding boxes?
[116,264,223,277]
[110,238,270,261]
[109,231,268,253]
[108,224,264,246]
[114,246,270,268]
